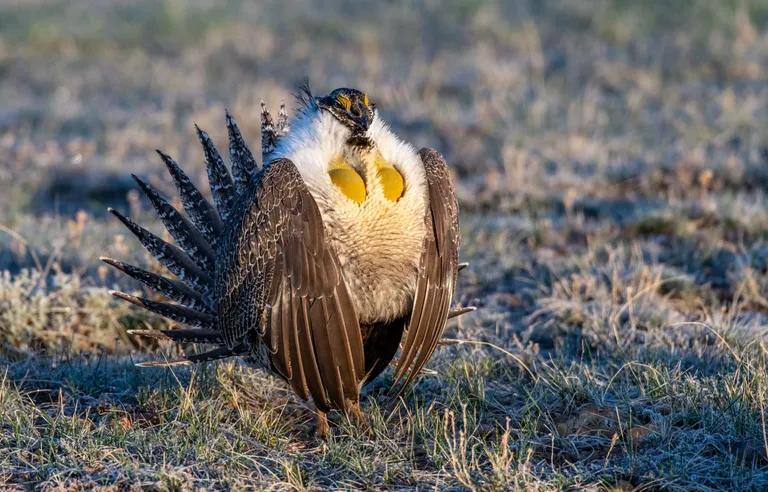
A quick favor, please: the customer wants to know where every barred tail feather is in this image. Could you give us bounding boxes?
[105,113,266,368]
[108,208,212,294]
[261,102,289,159]
[135,358,192,367]
[131,175,215,271]
[127,328,222,344]
[135,346,239,367]
[226,111,259,194]
[195,125,236,224]
[100,257,211,312]
[157,150,224,248]
[447,306,476,319]
[276,104,289,139]
[261,101,277,157]
[110,291,214,328]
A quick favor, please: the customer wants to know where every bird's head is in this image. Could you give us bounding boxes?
[316,88,375,138]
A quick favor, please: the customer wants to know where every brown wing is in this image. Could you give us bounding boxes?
[392,148,460,394]
[216,158,365,412]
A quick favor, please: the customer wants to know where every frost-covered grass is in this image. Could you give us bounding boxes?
[2,0,768,489]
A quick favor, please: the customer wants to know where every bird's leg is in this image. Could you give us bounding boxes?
[347,400,373,437]
[315,410,330,440]
[348,401,364,424]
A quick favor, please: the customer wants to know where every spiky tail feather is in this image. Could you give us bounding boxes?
[135,346,237,367]
[261,101,290,159]
[127,328,222,344]
[104,113,260,365]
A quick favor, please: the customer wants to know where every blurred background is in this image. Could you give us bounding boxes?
[2,1,768,488]
[2,0,767,270]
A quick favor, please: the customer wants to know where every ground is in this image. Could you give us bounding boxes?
[2,1,768,490]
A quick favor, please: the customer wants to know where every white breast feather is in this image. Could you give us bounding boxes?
[272,109,428,324]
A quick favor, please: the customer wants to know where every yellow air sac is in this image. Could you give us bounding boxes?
[329,168,366,204]
[377,166,404,202]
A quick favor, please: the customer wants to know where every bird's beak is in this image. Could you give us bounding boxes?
[354,111,371,133]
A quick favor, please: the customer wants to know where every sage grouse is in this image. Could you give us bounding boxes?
[102,87,473,435]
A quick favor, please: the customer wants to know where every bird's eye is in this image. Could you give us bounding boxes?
[336,94,352,111]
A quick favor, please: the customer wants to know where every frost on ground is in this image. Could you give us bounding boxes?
[1,1,768,489]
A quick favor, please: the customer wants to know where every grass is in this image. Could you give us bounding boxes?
[1,0,768,489]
